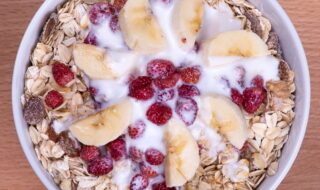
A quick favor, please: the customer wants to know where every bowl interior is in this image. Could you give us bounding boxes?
[12,0,310,190]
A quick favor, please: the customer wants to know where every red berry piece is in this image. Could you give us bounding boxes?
[147,59,175,79]
[154,73,180,90]
[146,102,172,126]
[235,66,246,88]
[89,87,98,97]
[251,75,264,88]
[145,148,165,165]
[128,120,146,139]
[178,84,200,98]
[109,15,119,32]
[157,89,175,102]
[140,163,158,178]
[130,174,149,190]
[230,88,243,106]
[45,90,64,109]
[242,87,266,113]
[180,67,201,84]
[87,156,113,176]
[84,31,97,45]
[80,146,100,162]
[106,137,126,161]
[113,0,127,11]
[52,62,74,86]
[89,3,115,24]
[175,98,198,126]
[129,146,144,163]
[152,182,176,190]
[129,76,154,100]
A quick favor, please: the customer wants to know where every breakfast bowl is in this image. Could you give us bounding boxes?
[12,0,310,189]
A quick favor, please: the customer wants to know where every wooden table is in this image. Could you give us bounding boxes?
[0,0,319,189]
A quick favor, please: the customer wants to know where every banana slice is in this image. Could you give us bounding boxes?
[119,0,166,54]
[202,30,270,65]
[172,0,204,50]
[73,44,116,80]
[165,119,200,187]
[200,95,248,149]
[70,99,133,146]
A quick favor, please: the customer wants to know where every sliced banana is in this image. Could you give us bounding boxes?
[172,0,204,50]
[202,30,270,66]
[165,119,200,187]
[70,99,133,146]
[200,95,248,149]
[73,44,116,80]
[119,0,166,54]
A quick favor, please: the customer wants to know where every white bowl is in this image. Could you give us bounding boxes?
[12,0,310,189]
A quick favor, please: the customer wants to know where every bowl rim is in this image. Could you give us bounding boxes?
[12,0,310,190]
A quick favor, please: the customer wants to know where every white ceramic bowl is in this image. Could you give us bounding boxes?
[12,0,310,189]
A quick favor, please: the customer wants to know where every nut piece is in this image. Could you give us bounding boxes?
[23,97,46,125]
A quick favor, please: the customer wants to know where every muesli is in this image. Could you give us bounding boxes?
[22,0,295,189]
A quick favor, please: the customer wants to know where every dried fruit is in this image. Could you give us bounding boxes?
[45,90,64,109]
[152,182,176,190]
[251,75,264,88]
[129,146,144,163]
[52,62,74,87]
[106,136,127,161]
[128,120,146,139]
[179,67,201,84]
[157,89,175,102]
[58,131,80,157]
[146,102,172,126]
[80,146,100,162]
[89,3,115,25]
[145,148,165,165]
[230,88,243,106]
[84,31,97,46]
[154,73,180,90]
[178,84,200,98]
[242,87,265,113]
[47,126,58,142]
[140,163,158,178]
[130,174,149,190]
[23,97,46,125]
[88,156,113,176]
[110,15,119,32]
[89,87,98,97]
[113,0,127,11]
[175,98,198,126]
[147,59,175,79]
[129,76,154,100]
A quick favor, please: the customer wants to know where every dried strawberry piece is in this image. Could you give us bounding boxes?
[235,66,246,88]
[89,87,98,97]
[45,90,64,109]
[145,148,165,165]
[80,146,100,162]
[89,2,115,25]
[179,67,201,84]
[113,0,127,11]
[147,59,175,79]
[242,87,266,113]
[130,174,149,190]
[52,62,74,87]
[157,89,175,102]
[84,31,97,46]
[154,73,180,90]
[230,88,243,106]
[178,84,200,98]
[129,146,144,163]
[106,136,127,161]
[109,15,119,32]
[88,156,113,176]
[152,182,176,190]
[251,75,264,88]
[146,102,172,126]
[175,98,198,126]
[140,163,158,178]
[23,97,46,125]
[128,120,146,139]
[129,76,154,100]
[58,131,80,157]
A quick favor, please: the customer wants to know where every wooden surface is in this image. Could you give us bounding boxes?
[0,0,319,189]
